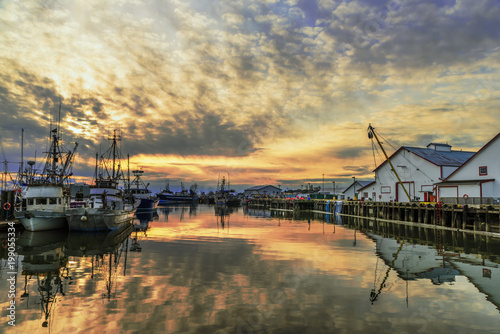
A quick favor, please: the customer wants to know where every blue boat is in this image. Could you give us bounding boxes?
[156,181,198,204]
[129,170,159,210]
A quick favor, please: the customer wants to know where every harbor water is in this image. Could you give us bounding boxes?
[2,204,500,333]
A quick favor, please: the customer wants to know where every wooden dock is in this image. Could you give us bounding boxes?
[246,198,500,237]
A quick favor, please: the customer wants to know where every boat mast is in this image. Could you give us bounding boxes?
[368,124,412,202]
[20,128,24,180]
[112,130,116,179]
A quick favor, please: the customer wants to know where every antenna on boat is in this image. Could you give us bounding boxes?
[58,98,62,140]
[20,128,24,181]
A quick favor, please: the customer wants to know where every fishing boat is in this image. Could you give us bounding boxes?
[66,130,136,231]
[214,175,241,206]
[156,181,198,204]
[128,169,159,210]
[15,128,78,231]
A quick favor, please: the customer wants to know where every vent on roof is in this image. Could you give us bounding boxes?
[427,143,452,152]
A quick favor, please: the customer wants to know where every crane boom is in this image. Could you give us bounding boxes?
[368,124,412,202]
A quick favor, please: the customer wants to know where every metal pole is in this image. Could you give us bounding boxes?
[322,173,325,199]
[352,177,356,200]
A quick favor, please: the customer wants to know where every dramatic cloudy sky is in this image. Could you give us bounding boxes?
[1,0,499,192]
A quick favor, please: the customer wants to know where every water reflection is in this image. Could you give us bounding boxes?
[17,229,70,328]
[12,224,136,330]
[2,206,500,333]
[157,203,198,222]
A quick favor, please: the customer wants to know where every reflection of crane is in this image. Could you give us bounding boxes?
[370,240,405,304]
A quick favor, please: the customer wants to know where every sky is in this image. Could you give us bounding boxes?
[1,0,499,193]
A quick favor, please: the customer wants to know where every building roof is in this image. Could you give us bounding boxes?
[427,143,451,148]
[435,178,495,185]
[342,181,373,193]
[356,181,376,191]
[373,146,475,172]
[443,132,500,181]
[244,185,281,191]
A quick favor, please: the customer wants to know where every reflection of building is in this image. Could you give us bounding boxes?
[367,233,459,283]
[449,255,500,311]
[367,230,500,312]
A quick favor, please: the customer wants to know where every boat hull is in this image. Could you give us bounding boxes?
[157,194,197,204]
[66,208,135,232]
[16,211,67,232]
[137,197,159,210]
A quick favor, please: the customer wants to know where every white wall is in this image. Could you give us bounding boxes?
[375,149,441,202]
[442,166,458,179]
[441,135,500,200]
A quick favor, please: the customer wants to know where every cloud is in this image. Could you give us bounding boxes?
[1,0,500,189]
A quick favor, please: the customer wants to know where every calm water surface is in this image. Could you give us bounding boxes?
[2,204,500,333]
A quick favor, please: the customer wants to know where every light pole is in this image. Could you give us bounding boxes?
[352,176,356,200]
[332,181,336,199]
[322,173,325,199]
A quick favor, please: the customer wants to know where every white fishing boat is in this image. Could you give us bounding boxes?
[66,130,136,231]
[15,128,78,231]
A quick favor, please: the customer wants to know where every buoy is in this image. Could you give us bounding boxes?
[81,215,88,221]
[463,194,469,200]
[3,202,11,210]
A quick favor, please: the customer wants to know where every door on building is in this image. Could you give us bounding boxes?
[396,182,414,202]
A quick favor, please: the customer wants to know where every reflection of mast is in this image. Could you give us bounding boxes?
[101,234,129,301]
[370,240,405,304]
[215,204,231,232]
[37,272,65,327]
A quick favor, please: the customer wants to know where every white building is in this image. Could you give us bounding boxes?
[343,180,374,200]
[356,181,376,201]
[372,143,475,202]
[435,133,500,205]
[244,185,282,197]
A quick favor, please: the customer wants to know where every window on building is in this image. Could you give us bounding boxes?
[363,192,368,198]
[479,166,488,176]
[28,198,34,205]
[49,198,57,205]
[37,198,48,205]
[381,186,391,194]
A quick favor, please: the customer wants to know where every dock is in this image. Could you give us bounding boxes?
[246,198,500,237]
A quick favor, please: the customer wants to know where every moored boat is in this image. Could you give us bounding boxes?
[156,182,198,204]
[66,130,136,232]
[214,175,241,206]
[128,169,159,210]
[15,128,78,231]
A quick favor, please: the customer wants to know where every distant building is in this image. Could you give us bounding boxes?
[372,143,475,202]
[343,181,373,200]
[356,181,376,200]
[435,133,500,205]
[244,185,282,197]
